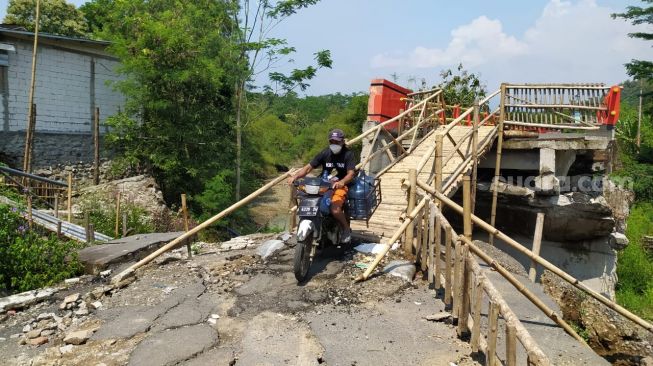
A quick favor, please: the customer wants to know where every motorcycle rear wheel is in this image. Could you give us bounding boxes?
[293,232,313,282]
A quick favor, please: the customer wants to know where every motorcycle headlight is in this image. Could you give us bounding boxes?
[304,184,320,194]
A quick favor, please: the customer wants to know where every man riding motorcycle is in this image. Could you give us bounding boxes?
[287,128,355,243]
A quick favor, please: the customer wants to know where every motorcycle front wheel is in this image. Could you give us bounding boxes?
[293,232,313,282]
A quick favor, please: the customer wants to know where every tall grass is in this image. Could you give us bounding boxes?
[616,203,653,320]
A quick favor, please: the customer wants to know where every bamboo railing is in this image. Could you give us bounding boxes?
[502,84,613,131]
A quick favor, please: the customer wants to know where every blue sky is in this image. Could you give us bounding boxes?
[0,0,651,95]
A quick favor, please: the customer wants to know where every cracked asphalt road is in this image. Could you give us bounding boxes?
[1,235,478,366]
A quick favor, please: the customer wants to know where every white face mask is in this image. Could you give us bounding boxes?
[329,144,343,154]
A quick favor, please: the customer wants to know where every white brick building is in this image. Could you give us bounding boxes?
[0,27,124,167]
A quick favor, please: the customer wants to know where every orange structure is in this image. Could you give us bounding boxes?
[367,79,412,131]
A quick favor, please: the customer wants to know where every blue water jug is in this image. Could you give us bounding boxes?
[319,190,333,215]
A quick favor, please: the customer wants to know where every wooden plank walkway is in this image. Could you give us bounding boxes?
[352,125,497,243]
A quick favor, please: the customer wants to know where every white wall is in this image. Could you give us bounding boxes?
[1,38,123,134]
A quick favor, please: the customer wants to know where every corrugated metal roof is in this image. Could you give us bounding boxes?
[0,26,111,46]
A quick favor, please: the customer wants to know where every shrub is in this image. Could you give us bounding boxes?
[77,193,155,237]
[0,204,83,293]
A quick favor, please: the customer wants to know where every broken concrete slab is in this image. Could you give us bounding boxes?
[0,287,59,312]
[383,260,416,282]
[127,324,218,366]
[256,239,285,260]
[78,232,190,274]
[236,312,324,366]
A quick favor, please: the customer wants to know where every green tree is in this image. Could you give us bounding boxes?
[3,0,88,37]
[231,0,332,200]
[78,0,112,35]
[100,0,242,203]
[612,1,653,81]
[437,63,486,107]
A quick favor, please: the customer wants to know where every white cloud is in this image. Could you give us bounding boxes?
[371,16,528,69]
[370,0,653,86]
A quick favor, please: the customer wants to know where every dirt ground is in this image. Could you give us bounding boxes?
[0,235,478,366]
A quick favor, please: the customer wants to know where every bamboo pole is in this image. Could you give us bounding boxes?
[458,175,472,335]
[471,101,480,213]
[432,205,441,289]
[462,254,551,366]
[434,134,443,193]
[471,279,483,352]
[489,84,507,246]
[444,226,453,305]
[114,192,121,238]
[487,301,499,366]
[420,203,429,272]
[529,213,545,282]
[181,193,191,258]
[504,120,599,130]
[23,0,41,173]
[453,239,462,318]
[93,107,100,185]
[356,198,428,282]
[506,324,517,366]
[112,171,295,284]
[417,178,653,333]
[67,172,72,222]
[405,168,417,256]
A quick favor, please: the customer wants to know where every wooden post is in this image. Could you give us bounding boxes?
[54,194,59,219]
[84,211,90,242]
[89,223,95,244]
[506,324,517,366]
[488,301,499,366]
[56,221,62,238]
[67,172,72,222]
[27,195,33,228]
[489,84,507,246]
[181,193,192,258]
[114,191,121,238]
[405,168,417,256]
[93,107,100,185]
[471,100,480,213]
[122,212,127,237]
[529,213,545,282]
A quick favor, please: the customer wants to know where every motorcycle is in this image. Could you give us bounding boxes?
[292,176,350,282]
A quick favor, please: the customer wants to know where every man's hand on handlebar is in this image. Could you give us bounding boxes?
[332,180,346,189]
